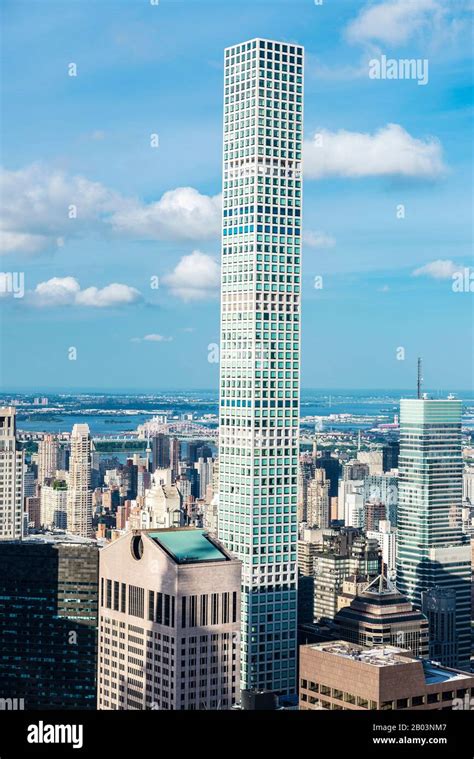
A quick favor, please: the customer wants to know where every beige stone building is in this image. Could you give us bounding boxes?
[307,469,330,529]
[67,423,93,538]
[300,641,474,711]
[336,574,371,611]
[40,480,68,529]
[128,471,184,531]
[357,450,383,475]
[297,528,325,577]
[0,407,24,541]
[97,527,241,710]
[37,434,59,485]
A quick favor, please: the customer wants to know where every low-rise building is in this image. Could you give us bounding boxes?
[299,641,474,710]
[40,479,68,529]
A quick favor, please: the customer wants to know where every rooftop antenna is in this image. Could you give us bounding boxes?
[417,357,423,399]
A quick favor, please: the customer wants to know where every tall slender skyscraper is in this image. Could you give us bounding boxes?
[218,38,303,696]
[67,423,93,538]
[38,434,59,485]
[0,407,24,540]
[396,398,471,670]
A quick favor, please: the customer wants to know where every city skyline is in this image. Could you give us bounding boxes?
[0,0,473,735]
[1,0,473,392]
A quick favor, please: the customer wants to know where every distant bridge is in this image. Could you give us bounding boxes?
[93,421,218,448]
[136,419,218,440]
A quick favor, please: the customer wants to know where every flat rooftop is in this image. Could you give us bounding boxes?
[5,531,98,546]
[148,529,229,564]
[306,642,472,682]
[309,642,407,667]
[422,662,468,684]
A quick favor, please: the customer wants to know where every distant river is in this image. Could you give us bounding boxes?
[11,389,474,435]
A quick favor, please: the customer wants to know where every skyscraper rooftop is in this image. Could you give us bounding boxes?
[148,528,230,564]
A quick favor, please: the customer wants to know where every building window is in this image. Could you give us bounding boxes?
[113,581,120,611]
[128,585,144,618]
[164,595,170,626]
[148,590,155,622]
[190,596,197,627]
[211,594,219,625]
[222,593,229,624]
[200,595,208,626]
[121,583,126,613]
[156,592,163,624]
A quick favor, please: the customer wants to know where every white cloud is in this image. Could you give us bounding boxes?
[33,276,81,306]
[0,164,122,254]
[110,187,221,242]
[163,250,220,302]
[412,259,462,279]
[0,164,221,254]
[75,283,141,307]
[304,230,336,249]
[131,334,173,343]
[0,230,51,253]
[30,277,141,307]
[345,0,441,46]
[304,124,446,180]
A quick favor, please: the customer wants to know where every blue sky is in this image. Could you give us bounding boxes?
[0,0,472,391]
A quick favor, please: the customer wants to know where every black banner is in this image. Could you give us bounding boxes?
[0,709,471,757]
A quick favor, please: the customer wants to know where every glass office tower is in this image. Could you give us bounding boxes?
[218,38,304,695]
[396,398,471,670]
[0,537,98,709]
